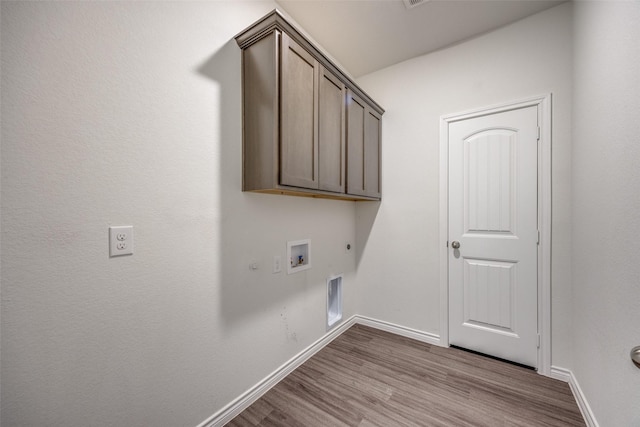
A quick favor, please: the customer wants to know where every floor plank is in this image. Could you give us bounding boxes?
[227,324,585,426]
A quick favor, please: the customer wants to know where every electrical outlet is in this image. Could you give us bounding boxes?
[109,226,133,256]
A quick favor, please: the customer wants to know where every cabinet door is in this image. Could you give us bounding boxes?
[346,90,381,198]
[318,67,346,193]
[364,108,381,198]
[280,32,319,189]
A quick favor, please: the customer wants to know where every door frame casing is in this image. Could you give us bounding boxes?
[439,94,552,376]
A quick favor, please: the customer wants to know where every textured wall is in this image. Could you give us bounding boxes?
[0,2,358,426]
[355,3,574,367]
[4,1,639,426]
[571,2,640,425]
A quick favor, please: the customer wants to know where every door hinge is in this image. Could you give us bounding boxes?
[537,334,541,348]
[537,230,540,245]
[537,126,541,141]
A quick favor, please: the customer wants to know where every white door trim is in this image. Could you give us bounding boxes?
[439,94,552,376]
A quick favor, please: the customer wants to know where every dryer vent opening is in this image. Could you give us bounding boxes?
[327,275,343,329]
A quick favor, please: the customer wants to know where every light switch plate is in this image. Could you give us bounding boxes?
[109,226,133,256]
[273,255,281,274]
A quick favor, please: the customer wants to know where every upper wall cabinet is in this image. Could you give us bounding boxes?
[346,90,382,199]
[235,10,384,201]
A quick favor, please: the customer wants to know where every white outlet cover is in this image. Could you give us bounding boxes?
[109,226,133,257]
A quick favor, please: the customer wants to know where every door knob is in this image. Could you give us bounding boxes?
[451,241,460,249]
[632,346,640,369]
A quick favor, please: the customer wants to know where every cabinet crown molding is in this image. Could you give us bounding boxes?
[235,9,384,116]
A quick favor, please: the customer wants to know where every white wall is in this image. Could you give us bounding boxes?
[571,2,640,425]
[355,4,574,367]
[4,2,639,426]
[0,2,359,426]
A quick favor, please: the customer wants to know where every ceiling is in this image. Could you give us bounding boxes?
[275,0,565,77]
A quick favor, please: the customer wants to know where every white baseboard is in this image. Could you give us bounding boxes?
[549,365,571,382]
[197,315,357,427]
[354,315,442,347]
[550,366,598,427]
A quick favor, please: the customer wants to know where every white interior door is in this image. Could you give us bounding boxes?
[448,105,539,368]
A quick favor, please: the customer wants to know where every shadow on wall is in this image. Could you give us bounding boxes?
[196,38,381,331]
[195,39,326,330]
[356,201,380,268]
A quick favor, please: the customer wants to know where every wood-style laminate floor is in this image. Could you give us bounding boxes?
[227,324,585,426]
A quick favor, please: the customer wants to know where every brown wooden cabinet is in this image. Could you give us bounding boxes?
[235,10,383,201]
[346,90,381,198]
[280,32,319,190]
[318,67,346,193]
